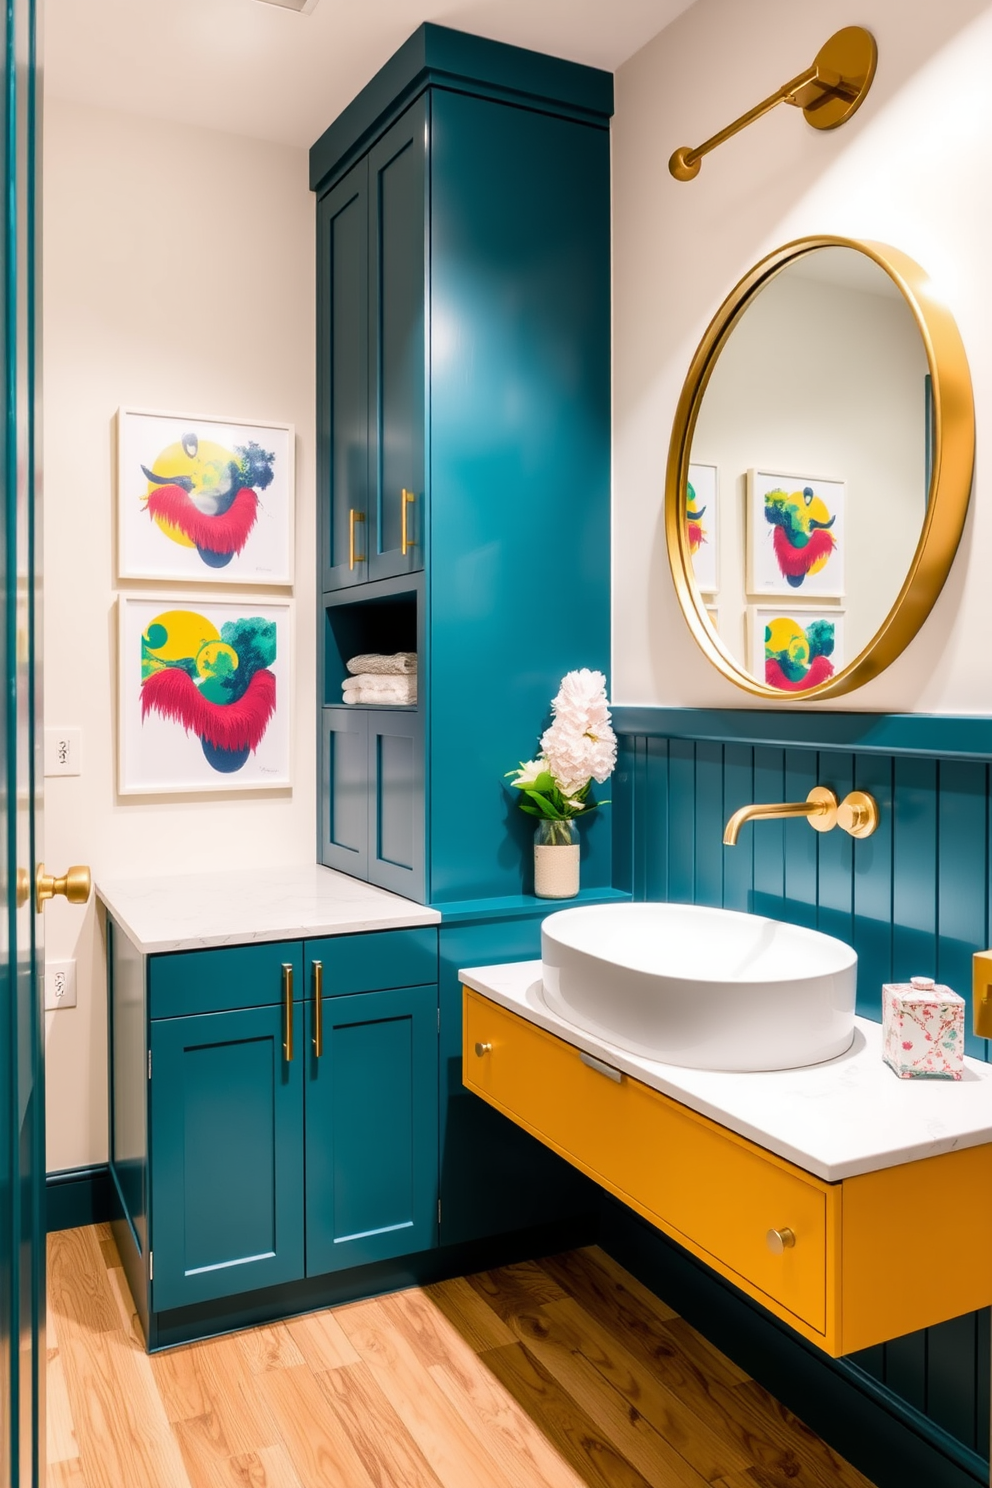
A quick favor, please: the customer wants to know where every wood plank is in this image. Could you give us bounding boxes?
[316,1361,446,1488]
[423,1275,517,1353]
[480,1340,658,1488]
[105,1264,144,1345]
[149,1334,278,1456]
[48,1228,121,1334]
[46,1347,80,1464]
[238,1324,307,1375]
[253,1362,380,1488]
[734,1380,875,1488]
[55,1319,192,1488]
[574,1248,680,1324]
[284,1310,361,1372]
[47,1460,90,1488]
[334,1297,512,1488]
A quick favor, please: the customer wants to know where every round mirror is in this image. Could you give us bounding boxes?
[666,237,975,699]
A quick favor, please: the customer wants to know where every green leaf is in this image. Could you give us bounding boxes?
[524,789,562,819]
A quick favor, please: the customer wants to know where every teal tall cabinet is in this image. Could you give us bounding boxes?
[313,23,614,908]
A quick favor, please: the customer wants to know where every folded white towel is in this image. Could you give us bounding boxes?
[342,672,417,705]
[345,652,417,676]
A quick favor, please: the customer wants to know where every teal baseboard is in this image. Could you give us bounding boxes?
[598,1195,988,1488]
[47,1165,113,1233]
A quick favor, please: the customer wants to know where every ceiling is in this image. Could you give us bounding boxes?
[44,0,695,150]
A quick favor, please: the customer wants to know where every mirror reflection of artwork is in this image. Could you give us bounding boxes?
[686,462,718,593]
[747,470,845,599]
[750,606,844,693]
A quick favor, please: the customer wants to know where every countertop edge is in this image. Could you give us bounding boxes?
[458,962,992,1184]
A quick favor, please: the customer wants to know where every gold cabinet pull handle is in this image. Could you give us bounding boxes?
[349,508,365,570]
[36,863,91,913]
[282,964,294,1061]
[312,960,323,1058]
[401,489,416,556]
[766,1227,796,1254]
[474,1041,492,1057]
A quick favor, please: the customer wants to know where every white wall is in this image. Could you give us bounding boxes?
[613,0,992,711]
[43,99,316,1170]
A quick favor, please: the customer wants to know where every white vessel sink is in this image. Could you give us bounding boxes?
[540,903,857,1072]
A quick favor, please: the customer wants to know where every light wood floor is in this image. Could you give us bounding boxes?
[46,1224,874,1488]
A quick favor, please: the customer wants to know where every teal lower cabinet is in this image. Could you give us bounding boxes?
[304,985,438,1273]
[150,1003,305,1314]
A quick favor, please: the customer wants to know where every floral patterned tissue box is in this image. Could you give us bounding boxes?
[882,976,964,1080]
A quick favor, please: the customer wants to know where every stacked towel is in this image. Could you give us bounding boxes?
[342,652,417,706]
[345,652,416,676]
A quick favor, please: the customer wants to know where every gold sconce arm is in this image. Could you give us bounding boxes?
[669,27,877,182]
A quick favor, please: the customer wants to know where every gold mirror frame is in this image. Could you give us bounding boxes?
[665,236,975,700]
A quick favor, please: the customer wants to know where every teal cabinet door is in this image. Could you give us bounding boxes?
[367,708,425,901]
[304,983,438,1275]
[150,1003,304,1313]
[318,156,369,591]
[367,98,426,582]
[320,706,369,874]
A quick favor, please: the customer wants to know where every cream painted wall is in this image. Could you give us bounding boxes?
[43,99,315,1170]
[613,0,992,711]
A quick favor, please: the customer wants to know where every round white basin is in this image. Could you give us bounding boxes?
[541,902,857,1072]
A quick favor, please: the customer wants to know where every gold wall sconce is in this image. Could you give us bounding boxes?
[669,26,877,182]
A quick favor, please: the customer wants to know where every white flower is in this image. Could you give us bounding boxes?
[540,669,617,794]
[509,757,546,786]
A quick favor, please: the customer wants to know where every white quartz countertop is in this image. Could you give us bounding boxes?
[97,865,440,955]
[459,960,992,1183]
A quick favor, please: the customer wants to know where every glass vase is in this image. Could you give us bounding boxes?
[534,817,580,899]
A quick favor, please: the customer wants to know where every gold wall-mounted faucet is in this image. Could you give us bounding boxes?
[723,787,878,847]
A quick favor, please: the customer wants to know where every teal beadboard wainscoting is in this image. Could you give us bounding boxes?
[612,708,992,1483]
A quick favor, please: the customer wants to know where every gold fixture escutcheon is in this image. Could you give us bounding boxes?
[666,236,975,700]
[36,863,91,913]
[474,1041,492,1057]
[767,1227,797,1255]
[669,26,877,181]
[836,790,880,839]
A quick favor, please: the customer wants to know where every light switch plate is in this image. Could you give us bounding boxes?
[44,727,81,776]
[45,960,76,1010]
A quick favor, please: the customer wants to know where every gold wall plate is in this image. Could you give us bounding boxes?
[803,27,878,131]
[665,236,975,701]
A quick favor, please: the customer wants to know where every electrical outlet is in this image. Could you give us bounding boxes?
[45,960,76,1010]
[44,727,81,777]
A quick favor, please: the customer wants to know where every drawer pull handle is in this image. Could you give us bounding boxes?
[349,508,365,570]
[474,1041,492,1057]
[580,1051,623,1083]
[313,960,323,1058]
[401,488,416,555]
[766,1227,796,1254]
[282,963,294,1061]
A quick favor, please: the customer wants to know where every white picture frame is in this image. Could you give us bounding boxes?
[118,594,293,794]
[748,605,845,693]
[117,407,295,585]
[687,461,718,594]
[746,468,845,599]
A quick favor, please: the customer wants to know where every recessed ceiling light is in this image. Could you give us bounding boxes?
[254,0,320,13]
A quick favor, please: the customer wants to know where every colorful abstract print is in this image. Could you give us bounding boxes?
[686,479,708,556]
[764,615,835,692]
[141,432,275,570]
[764,486,836,590]
[141,610,277,774]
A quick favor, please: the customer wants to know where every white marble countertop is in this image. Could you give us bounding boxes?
[459,959,992,1182]
[97,865,440,955]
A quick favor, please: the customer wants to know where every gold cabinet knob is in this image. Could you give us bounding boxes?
[766,1227,796,1254]
[474,1041,492,1057]
[36,863,92,912]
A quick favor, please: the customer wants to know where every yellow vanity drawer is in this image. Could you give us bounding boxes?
[463,989,832,1337]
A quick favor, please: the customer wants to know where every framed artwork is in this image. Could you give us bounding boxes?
[119,595,292,794]
[687,462,718,593]
[749,606,844,694]
[117,408,294,584]
[746,469,845,599]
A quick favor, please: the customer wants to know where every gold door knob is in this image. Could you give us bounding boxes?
[766,1227,796,1254]
[474,1042,492,1057]
[36,863,91,912]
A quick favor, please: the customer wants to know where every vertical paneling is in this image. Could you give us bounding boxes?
[694,741,724,907]
[937,760,988,1058]
[620,726,992,1469]
[852,754,894,1020]
[667,739,695,902]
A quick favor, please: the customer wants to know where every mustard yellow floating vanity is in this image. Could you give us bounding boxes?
[461,965,992,1360]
